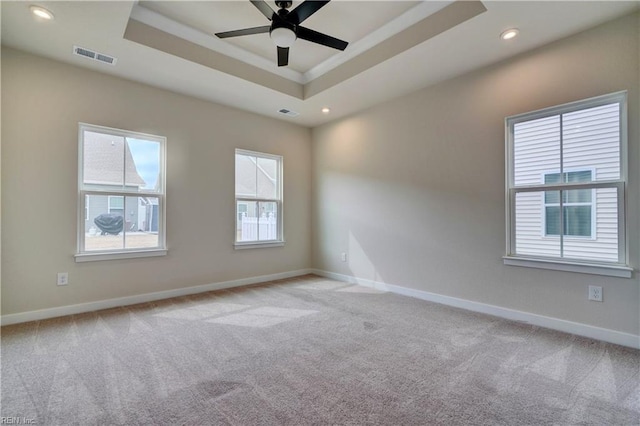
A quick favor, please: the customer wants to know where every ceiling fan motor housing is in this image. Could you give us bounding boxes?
[270,17,296,34]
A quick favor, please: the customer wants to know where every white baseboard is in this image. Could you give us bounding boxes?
[4,267,638,350]
[311,269,640,350]
[0,269,313,326]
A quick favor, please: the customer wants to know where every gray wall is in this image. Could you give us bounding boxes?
[311,13,640,335]
[1,47,312,315]
[2,13,639,338]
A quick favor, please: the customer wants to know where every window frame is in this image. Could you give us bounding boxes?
[234,148,284,249]
[504,91,631,278]
[75,123,167,262]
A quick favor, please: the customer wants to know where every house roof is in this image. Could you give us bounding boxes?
[235,154,277,199]
[83,131,146,187]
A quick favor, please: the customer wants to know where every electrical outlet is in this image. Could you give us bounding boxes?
[588,285,602,302]
[340,252,347,262]
[57,272,69,286]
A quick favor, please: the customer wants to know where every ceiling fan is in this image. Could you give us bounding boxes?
[215,0,349,67]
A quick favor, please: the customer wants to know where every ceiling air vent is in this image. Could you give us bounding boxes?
[73,46,117,66]
[96,53,115,65]
[278,108,299,117]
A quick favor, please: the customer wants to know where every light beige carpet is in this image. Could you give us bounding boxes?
[1,275,639,425]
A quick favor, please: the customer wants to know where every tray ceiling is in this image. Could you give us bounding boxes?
[2,1,638,127]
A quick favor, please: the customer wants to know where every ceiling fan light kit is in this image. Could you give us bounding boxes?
[270,27,296,48]
[215,0,348,67]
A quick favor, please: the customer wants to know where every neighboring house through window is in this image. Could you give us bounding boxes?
[235,149,283,247]
[504,92,630,277]
[108,195,125,216]
[543,170,594,238]
[76,123,166,261]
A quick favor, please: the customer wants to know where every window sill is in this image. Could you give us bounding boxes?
[75,249,168,263]
[234,241,284,250]
[503,256,633,278]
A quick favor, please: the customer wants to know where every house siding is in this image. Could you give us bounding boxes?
[513,103,620,262]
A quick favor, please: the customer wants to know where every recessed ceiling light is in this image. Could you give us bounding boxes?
[30,5,54,20]
[321,107,331,114]
[500,28,519,41]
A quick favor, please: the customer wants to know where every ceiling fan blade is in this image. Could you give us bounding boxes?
[250,0,275,20]
[297,26,348,51]
[277,46,289,67]
[215,25,271,39]
[289,0,330,24]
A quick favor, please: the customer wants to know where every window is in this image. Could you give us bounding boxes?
[505,92,631,277]
[108,195,125,216]
[235,149,283,247]
[76,123,166,261]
